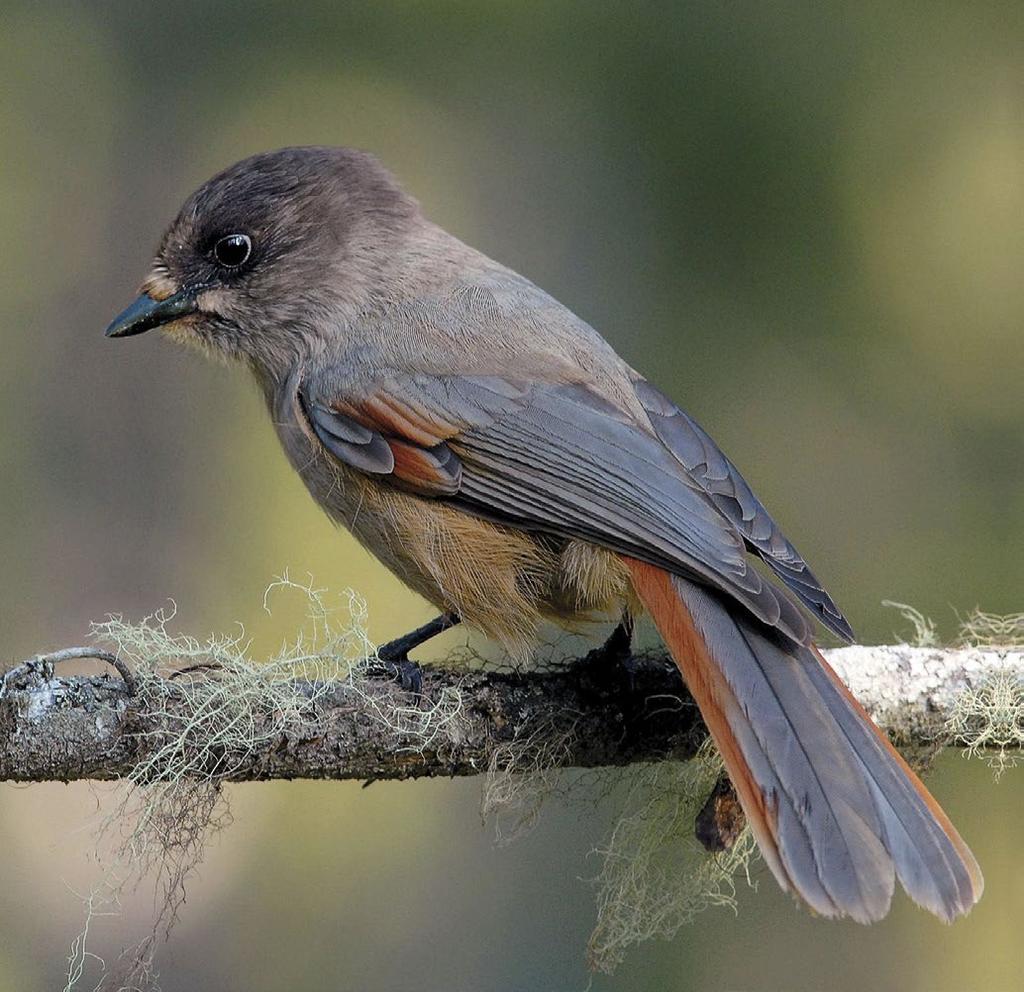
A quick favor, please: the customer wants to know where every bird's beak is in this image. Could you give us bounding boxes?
[104,286,199,338]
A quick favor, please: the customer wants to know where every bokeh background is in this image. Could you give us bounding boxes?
[1,2,1022,989]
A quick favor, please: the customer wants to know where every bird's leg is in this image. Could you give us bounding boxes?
[596,612,635,665]
[586,612,637,688]
[372,612,461,694]
[581,611,684,744]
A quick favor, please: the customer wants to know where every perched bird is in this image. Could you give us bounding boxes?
[106,146,982,923]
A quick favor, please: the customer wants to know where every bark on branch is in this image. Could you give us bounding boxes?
[0,644,1020,785]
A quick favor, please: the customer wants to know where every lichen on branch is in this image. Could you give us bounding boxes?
[1,585,1021,990]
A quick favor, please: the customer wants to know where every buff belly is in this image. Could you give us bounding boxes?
[328,469,635,656]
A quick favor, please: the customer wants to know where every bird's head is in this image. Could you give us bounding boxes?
[105,146,421,377]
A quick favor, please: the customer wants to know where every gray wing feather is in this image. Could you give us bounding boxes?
[302,395,395,474]
[635,379,853,641]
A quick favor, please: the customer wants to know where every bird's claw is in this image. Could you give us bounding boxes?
[390,658,423,695]
[370,653,423,695]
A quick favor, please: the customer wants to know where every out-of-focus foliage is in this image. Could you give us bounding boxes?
[0,2,1021,989]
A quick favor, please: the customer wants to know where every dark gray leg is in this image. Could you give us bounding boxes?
[596,613,635,665]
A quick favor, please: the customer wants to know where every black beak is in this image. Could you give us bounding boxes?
[104,286,199,338]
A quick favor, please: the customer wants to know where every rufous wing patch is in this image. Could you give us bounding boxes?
[332,390,461,449]
[388,438,462,495]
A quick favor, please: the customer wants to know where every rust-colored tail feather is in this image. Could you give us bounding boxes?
[625,557,983,923]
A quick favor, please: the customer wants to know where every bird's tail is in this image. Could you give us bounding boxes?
[624,557,983,923]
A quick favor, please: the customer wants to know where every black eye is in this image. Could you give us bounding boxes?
[213,233,252,268]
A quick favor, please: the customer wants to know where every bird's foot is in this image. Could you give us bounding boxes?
[370,654,424,695]
[580,615,689,745]
[370,612,460,695]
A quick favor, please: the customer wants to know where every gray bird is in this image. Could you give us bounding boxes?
[106,146,982,923]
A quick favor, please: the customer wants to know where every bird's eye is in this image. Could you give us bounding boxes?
[213,233,252,268]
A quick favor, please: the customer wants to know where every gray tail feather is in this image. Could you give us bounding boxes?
[674,577,982,923]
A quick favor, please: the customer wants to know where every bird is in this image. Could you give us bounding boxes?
[105,145,982,924]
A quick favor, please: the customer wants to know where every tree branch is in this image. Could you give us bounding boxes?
[0,644,1019,785]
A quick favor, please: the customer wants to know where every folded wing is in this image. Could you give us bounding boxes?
[301,372,850,644]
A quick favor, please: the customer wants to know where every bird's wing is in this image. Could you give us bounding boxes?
[633,380,853,640]
[301,371,851,644]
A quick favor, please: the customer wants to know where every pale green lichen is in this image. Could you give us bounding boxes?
[481,714,577,845]
[882,603,1024,781]
[586,742,755,974]
[70,587,1020,987]
[882,600,941,648]
[69,574,473,992]
[946,668,1024,779]
[955,609,1024,648]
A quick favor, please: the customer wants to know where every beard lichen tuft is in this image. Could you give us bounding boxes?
[882,600,941,648]
[945,609,1024,780]
[585,741,756,974]
[956,609,1024,649]
[946,668,1024,779]
[69,574,473,992]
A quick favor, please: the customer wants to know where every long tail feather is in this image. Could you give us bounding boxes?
[624,557,983,923]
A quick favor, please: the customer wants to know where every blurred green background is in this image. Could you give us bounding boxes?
[1,1,1022,989]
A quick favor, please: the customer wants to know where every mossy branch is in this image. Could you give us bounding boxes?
[1,643,1021,785]
[4,587,1021,989]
